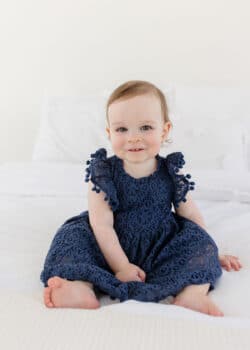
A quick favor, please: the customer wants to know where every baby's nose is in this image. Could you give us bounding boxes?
[128,134,142,143]
[128,137,142,143]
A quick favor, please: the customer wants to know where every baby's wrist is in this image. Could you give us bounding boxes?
[113,260,130,274]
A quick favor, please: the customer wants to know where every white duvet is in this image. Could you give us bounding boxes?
[0,162,250,350]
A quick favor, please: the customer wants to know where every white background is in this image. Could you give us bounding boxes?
[1,0,250,164]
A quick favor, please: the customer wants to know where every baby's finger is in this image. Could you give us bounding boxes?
[140,270,146,281]
[231,255,240,260]
[232,260,242,270]
[233,257,242,267]
[222,258,232,270]
[138,270,146,282]
[135,273,144,282]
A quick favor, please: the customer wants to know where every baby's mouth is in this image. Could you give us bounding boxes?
[128,148,144,152]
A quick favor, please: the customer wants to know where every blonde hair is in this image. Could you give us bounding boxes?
[106,80,172,144]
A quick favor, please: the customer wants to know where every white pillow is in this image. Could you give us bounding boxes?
[32,86,248,171]
[187,169,250,203]
[32,87,176,163]
[162,116,247,171]
[169,84,249,171]
[32,95,109,163]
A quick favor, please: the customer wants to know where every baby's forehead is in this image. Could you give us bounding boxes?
[108,94,162,123]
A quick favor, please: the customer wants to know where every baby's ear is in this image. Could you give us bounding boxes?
[106,127,110,139]
[161,121,172,141]
[164,121,172,132]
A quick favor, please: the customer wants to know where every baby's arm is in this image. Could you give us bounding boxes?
[88,180,129,273]
[174,192,242,271]
[174,191,206,230]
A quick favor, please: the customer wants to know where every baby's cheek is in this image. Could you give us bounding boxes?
[111,136,125,150]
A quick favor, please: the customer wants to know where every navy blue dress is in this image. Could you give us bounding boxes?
[40,148,222,302]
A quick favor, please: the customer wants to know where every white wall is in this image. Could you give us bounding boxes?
[1,0,250,164]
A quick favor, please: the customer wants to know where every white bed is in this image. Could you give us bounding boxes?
[1,85,250,349]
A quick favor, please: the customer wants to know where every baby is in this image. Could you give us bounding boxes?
[41,80,242,316]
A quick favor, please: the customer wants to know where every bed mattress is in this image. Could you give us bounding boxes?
[0,162,249,349]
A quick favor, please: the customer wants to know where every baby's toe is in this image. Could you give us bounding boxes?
[208,301,224,317]
[48,276,62,288]
[44,287,54,308]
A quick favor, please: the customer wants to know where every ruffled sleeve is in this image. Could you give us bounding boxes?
[84,148,119,212]
[165,152,195,208]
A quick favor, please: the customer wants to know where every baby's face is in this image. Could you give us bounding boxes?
[106,93,171,162]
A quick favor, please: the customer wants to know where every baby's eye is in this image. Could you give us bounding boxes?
[115,127,127,132]
[115,125,153,132]
[141,125,153,131]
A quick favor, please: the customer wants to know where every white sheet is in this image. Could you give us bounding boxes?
[0,162,250,349]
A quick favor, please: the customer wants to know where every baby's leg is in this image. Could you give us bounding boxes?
[172,283,224,316]
[44,276,100,309]
[41,213,108,309]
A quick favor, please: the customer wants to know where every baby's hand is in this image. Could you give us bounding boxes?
[219,254,242,271]
[115,263,146,283]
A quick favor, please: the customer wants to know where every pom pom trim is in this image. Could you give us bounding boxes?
[84,148,119,211]
[166,152,196,208]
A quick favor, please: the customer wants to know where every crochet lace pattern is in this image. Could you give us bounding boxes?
[165,152,195,208]
[85,148,195,209]
[84,148,119,211]
[40,148,222,303]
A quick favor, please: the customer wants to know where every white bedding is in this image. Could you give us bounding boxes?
[0,162,250,349]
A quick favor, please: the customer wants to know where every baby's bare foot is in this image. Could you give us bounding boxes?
[172,286,224,317]
[44,276,100,309]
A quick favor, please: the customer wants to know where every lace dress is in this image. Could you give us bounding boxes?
[40,148,223,302]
